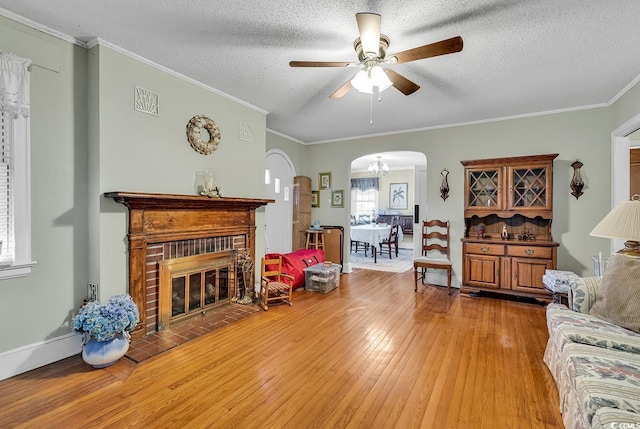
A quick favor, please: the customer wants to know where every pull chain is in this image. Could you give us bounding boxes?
[370,91,373,125]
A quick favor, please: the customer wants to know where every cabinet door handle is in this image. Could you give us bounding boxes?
[481,247,489,253]
[525,248,534,256]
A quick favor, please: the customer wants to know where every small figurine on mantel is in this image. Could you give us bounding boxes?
[501,224,509,240]
[200,186,223,198]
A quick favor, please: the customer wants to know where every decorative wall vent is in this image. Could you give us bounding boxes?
[134,86,159,116]
[240,122,253,142]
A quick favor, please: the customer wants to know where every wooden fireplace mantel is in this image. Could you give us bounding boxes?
[105,191,273,338]
[105,191,273,212]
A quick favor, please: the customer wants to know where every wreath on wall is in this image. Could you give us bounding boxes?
[186,115,221,155]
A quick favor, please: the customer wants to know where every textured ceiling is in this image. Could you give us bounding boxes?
[2,1,640,144]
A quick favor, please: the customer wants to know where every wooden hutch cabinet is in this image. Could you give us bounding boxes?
[460,154,559,300]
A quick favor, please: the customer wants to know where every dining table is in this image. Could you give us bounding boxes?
[350,223,403,263]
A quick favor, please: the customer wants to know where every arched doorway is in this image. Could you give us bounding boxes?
[347,151,427,272]
[265,149,295,253]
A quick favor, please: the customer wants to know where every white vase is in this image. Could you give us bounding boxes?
[82,334,129,368]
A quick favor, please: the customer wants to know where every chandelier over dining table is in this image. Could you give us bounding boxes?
[368,156,389,175]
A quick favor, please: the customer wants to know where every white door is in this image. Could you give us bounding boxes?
[265,150,294,254]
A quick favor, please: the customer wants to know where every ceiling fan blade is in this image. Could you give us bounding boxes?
[386,69,420,95]
[329,77,354,98]
[356,12,381,56]
[289,61,355,67]
[389,36,463,64]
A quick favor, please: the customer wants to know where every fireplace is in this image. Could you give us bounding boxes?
[106,192,272,339]
[158,251,235,330]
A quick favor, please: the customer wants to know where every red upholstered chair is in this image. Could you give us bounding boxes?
[260,255,294,311]
[413,220,453,294]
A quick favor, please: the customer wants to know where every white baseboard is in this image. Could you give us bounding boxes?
[0,333,83,381]
[423,271,460,289]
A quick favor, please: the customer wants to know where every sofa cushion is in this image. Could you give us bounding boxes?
[590,255,640,333]
[547,303,640,356]
[591,407,640,429]
[570,277,601,314]
[561,342,640,427]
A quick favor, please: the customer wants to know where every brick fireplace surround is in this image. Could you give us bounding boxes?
[106,192,272,341]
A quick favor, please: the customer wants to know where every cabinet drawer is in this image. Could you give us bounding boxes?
[506,245,552,259]
[465,243,504,256]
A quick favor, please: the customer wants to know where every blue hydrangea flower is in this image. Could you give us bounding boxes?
[72,293,140,342]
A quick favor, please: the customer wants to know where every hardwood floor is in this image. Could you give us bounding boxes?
[0,269,563,428]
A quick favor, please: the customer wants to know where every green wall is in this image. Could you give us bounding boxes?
[0,15,89,351]
[0,16,267,360]
[269,108,619,279]
[90,45,267,299]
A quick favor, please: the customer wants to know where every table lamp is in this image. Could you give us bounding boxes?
[589,194,640,257]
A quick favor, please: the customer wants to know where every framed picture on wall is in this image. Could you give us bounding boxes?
[311,190,319,208]
[319,172,332,190]
[331,190,344,208]
[389,183,408,210]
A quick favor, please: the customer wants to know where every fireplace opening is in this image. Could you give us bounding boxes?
[159,251,236,330]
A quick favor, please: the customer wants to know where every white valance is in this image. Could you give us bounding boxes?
[0,51,32,119]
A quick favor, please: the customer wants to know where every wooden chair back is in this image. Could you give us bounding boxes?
[421,220,450,259]
[414,220,453,294]
[261,255,284,281]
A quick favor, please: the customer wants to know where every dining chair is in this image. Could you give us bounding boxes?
[358,214,371,224]
[413,220,452,294]
[350,238,369,255]
[379,224,399,259]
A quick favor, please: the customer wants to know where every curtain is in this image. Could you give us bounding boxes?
[0,51,32,118]
[351,177,379,191]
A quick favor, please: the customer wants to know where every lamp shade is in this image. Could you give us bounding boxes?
[590,197,640,242]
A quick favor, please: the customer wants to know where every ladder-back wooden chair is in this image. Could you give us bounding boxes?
[413,220,453,294]
[260,255,294,310]
[379,224,399,259]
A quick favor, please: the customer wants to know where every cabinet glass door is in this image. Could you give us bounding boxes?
[467,168,501,209]
[509,166,549,209]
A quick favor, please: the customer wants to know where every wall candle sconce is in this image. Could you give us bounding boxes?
[570,160,584,199]
[440,169,450,201]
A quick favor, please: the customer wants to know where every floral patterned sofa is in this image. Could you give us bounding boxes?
[544,276,640,428]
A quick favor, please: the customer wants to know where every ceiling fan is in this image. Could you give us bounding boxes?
[289,12,463,98]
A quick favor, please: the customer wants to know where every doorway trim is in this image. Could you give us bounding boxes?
[265,149,296,254]
[611,112,640,254]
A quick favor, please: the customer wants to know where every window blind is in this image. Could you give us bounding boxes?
[0,111,12,260]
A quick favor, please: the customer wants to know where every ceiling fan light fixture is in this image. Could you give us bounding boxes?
[370,65,392,91]
[351,69,373,93]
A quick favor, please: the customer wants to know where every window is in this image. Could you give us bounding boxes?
[0,52,34,279]
[350,177,379,222]
[351,188,378,220]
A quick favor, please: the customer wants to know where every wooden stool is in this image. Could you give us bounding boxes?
[305,230,324,250]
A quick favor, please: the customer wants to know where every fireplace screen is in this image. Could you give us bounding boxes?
[171,268,230,317]
[159,251,235,329]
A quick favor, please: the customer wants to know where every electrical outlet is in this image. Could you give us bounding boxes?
[88,283,98,301]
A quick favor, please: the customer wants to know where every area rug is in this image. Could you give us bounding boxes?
[349,247,414,273]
